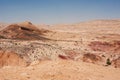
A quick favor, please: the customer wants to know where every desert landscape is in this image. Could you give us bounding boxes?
[0,20,120,80]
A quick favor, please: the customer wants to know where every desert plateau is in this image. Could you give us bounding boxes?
[0,20,120,80]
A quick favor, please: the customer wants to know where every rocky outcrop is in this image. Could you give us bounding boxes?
[0,22,50,40]
[83,53,102,64]
[112,57,120,68]
[0,50,27,67]
[64,50,80,60]
[89,41,120,54]
[0,40,67,67]
[88,41,113,52]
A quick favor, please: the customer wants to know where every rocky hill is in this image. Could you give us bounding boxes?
[0,22,9,30]
[0,22,50,40]
[0,20,120,68]
[0,20,120,80]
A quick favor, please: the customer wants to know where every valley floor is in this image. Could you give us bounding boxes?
[0,59,120,80]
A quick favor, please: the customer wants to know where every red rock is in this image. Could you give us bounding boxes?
[83,53,102,64]
[112,57,120,68]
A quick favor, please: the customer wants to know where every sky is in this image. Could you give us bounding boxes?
[0,0,120,24]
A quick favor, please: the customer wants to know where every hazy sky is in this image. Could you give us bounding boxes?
[0,0,120,24]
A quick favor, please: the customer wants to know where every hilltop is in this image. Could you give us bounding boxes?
[0,21,50,40]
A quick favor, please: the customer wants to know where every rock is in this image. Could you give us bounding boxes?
[0,24,50,40]
[0,50,27,67]
[83,53,102,64]
[112,57,120,68]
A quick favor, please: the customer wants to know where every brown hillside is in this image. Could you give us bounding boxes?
[0,22,50,40]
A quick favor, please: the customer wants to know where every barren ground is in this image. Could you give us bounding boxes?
[0,20,120,80]
[0,59,120,80]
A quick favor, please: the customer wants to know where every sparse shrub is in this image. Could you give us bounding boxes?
[102,55,105,57]
[0,35,5,39]
[14,43,17,45]
[106,58,111,65]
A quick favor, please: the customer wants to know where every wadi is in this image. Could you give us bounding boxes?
[0,20,120,80]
